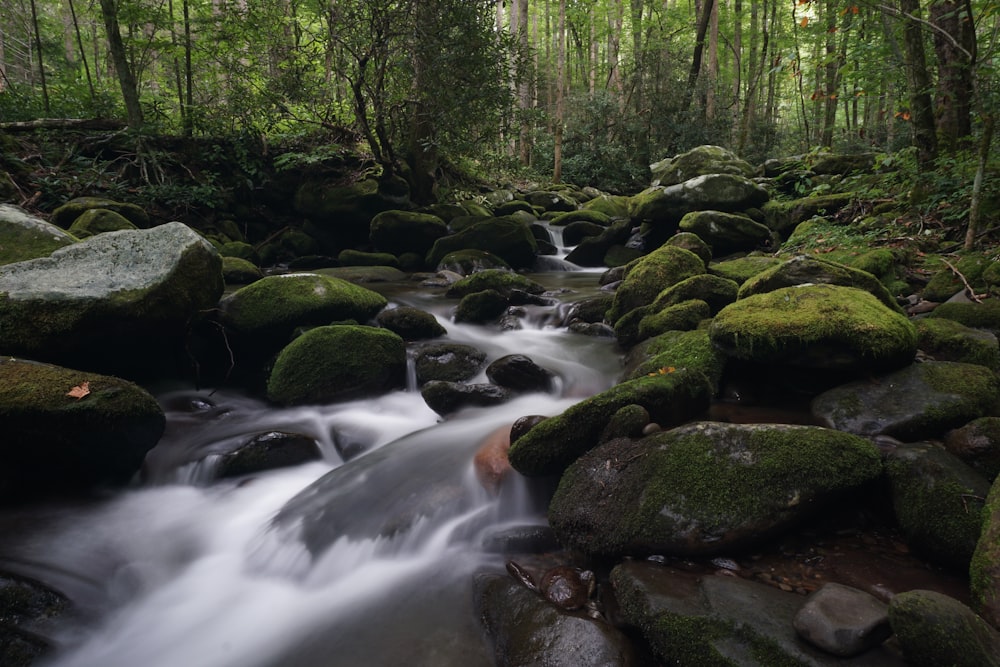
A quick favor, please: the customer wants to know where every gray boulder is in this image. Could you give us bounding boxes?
[369,209,448,258]
[420,380,512,415]
[793,583,892,657]
[0,222,223,376]
[425,217,538,270]
[412,342,487,383]
[888,590,1000,667]
[629,174,769,226]
[0,203,76,265]
[677,209,773,254]
[375,306,446,341]
[50,196,151,228]
[548,422,882,558]
[650,145,755,187]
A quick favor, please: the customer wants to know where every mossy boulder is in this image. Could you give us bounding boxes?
[494,199,536,216]
[525,189,578,212]
[507,369,713,476]
[922,255,992,302]
[944,417,1000,481]
[218,241,259,264]
[606,245,706,324]
[370,209,448,257]
[971,475,1000,628]
[454,289,509,324]
[50,196,151,229]
[760,193,854,235]
[811,361,1000,440]
[425,217,538,270]
[709,284,916,372]
[633,299,711,345]
[564,219,633,267]
[708,255,783,286]
[738,255,904,313]
[916,318,1000,371]
[0,203,77,265]
[412,342,486,383]
[630,174,769,226]
[337,249,400,268]
[549,422,882,558]
[0,358,165,503]
[678,210,773,254]
[612,561,905,667]
[582,194,630,218]
[65,208,138,239]
[0,222,223,377]
[435,249,511,274]
[561,221,607,246]
[549,209,613,227]
[649,273,739,315]
[216,431,321,478]
[219,273,387,355]
[294,175,411,249]
[888,590,1000,667]
[926,299,1000,336]
[445,268,545,298]
[623,328,728,392]
[650,145,755,187]
[266,324,406,405]
[375,306,446,340]
[884,441,991,569]
[221,256,263,285]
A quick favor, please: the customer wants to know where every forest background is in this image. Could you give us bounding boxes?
[1,0,998,229]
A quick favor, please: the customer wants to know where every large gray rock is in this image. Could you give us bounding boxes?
[0,222,223,376]
[888,590,1000,667]
[548,422,882,558]
[612,561,903,666]
[677,209,773,254]
[425,217,538,270]
[629,174,769,226]
[972,473,1000,628]
[369,209,448,258]
[0,358,165,502]
[650,145,755,187]
[0,203,76,266]
[793,583,892,657]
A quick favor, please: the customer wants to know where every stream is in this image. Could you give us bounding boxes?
[1,251,625,666]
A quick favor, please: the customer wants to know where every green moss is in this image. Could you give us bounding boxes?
[337,249,400,268]
[445,268,545,298]
[928,300,1000,333]
[549,209,612,226]
[970,479,1000,625]
[916,318,1000,371]
[637,299,711,342]
[607,245,706,323]
[626,328,727,391]
[222,256,263,285]
[708,256,782,286]
[923,254,993,301]
[710,284,916,369]
[66,208,137,239]
[761,193,854,234]
[0,210,77,265]
[650,273,739,314]
[889,590,1000,667]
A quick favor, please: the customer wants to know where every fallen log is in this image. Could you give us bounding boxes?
[0,118,126,132]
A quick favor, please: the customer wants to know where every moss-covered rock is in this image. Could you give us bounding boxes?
[635,299,711,343]
[708,255,782,286]
[812,361,1000,440]
[50,196,150,229]
[564,220,633,267]
[294,175,411,250]
[927,299,1000,336]
[65,208,138,239]
[219,273,387,355]
[507,369,713,476]
[453,288,509,324]
[0,222,223,377]
[412,342,486,383]
[375,305,446,340]
[548,209,612,227]
[623,328,727,392]
[971,475,1000,628]
[218,241,259,264]
[221,256,263,285]
[425,216,538,270]
[649,273,739,315]
[445,268,545,298]
[435,249,511,274]
[916,318,1000,371]
[888,590,1000,667]
[665,231,713,265]
[561,221,606,246]
[760,193,854,235]
[337,249,400,268]
[630,174,769,226]
[582,194,631,219]
[650,145,755,187]
[369,209,448,258]
[0,203,77,265]
[678,210,773,254]
[944,417,1000,481]
[922,255,993,302]
[737,255,904,313]
[0,358,165,502]
[710,284,915,372]
[606,245,706,324]
[266,324,406,405]
[884,441,990,569]
[549,422,882,558]
[493,199,536,216]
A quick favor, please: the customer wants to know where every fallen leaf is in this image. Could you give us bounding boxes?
[67,381,90,400]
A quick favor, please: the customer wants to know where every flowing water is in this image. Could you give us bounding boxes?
[1,247,625,666]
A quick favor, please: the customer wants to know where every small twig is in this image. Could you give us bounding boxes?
[940,258,984,303]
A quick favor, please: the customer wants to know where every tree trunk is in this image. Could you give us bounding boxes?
[683,0,715,112]
[29,0,50,114]
[964,113,994,250]
[67,0,96,104]
[706,0,719,120]
[820,1,839,147]
[553,0,565,183]
[517,0,532,166]
[899,0,937,165]
[930,0,975,150]
[99,0,144,130]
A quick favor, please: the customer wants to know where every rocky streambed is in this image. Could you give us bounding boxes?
[1,145,1000,666]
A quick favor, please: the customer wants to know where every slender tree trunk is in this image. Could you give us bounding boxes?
[67,0,96,104]
[29,0,50,114]
[682,0,715,112]
[99,0,144,130]
[930,0,975,150]
[899,0,937,165]
[518,0,532,166]
[183,0,193,135]
[553,0,565,183]
[706,0,719,120]
[965,113,995,250]
[821,2,839,147]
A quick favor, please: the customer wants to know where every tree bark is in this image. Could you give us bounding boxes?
[964,113,994,250]
[930,0,975,150]
[683,0,715,112]
[99,0,144,131]
[29,0,50,114]
[553,0,565,183]
[899,0,937,165]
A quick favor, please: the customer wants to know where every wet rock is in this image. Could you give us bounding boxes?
[564,220,633,267]
[50,195,150,229]
[481,525,561,554]
[435,249,511,274]
[606,245,706,324]
[475,572,635,667]
[217,431,321,478]
[562,220,606,246]
[622,328,727,392]
[425,216,538,270]
[549,422,882,558]
[220,273,388,360]
[266,325,406,405]
[412,342,487,383]
[337,249,400,268]
[369,209,448,258]
[793,582,892,657]
[678,209,774,254]
[738,255,904,313]
[888,589,1000,667]
[508,369,713,477]
[0,571,69,667]
[0,358,165,503]
[454,289,509,324]
[650,145,755,187]
[710,284,916,373]
[884,441,990,569]
[915,318,1000,371]
[612,561,902,666]
[445,269,545,298]
[945,417,1000,481]
[0,222,223,378]
[486,354,555,393]
[66,207,138,239]
[375,306,446,341]
[420,380,512,415]
[665,231,713,264]
[0,203,77,266]
[972,473,1000,628]
[812,362,1000,440]
[221,256,263,285]
[760,193,854,235]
